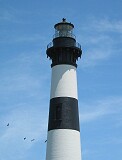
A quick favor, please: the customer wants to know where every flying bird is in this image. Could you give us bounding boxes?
[24,137,26,140]
[31,139,35,142]
[45,140,47,143]
[7,123,9,126]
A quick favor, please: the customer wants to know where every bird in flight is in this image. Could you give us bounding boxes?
[31,139,35,142]
[7,123,9,126]
[45,140,47,143]
[24,137,26,140]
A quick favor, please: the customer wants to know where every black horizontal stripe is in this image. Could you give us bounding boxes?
[48,97,80,131]
[47,46,82,68]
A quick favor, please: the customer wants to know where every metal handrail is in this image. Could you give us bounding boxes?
[47,41,81,50]
[76,42,81,49]
[47,42,53,49]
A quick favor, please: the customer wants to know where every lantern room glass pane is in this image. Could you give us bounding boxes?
[55,25,74,38]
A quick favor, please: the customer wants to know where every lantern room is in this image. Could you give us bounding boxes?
[54,18,75,39]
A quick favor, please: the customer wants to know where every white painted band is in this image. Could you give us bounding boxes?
[50,65,78,99]
[46,129,81,160]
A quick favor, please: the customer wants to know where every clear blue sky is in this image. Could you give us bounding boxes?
[0,0,122,160]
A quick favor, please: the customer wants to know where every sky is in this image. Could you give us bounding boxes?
[0,0,122,160]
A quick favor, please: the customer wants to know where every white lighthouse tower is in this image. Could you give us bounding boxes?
[46,18,82,160]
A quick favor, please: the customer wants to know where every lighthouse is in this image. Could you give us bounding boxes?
[46,18,82,160]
